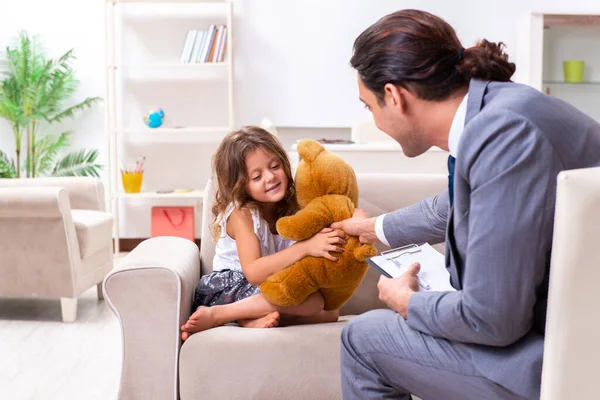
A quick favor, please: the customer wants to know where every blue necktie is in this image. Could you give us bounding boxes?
[448,155,455,207]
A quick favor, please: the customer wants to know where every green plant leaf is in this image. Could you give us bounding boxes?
[46,96,102,124]
[0,31,103,179]
[34,130,71,176]
[0,149,17,178]
[52,149,102,177]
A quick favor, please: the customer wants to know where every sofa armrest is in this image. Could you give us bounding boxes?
[0,187,83,298]
[103,236,200,400]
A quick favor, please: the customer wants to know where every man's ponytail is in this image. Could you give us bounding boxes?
[457,40,516,82]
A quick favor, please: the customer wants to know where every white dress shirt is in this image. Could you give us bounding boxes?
[374,94,469,246]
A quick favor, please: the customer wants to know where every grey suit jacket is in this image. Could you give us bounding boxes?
[383,79,600,399]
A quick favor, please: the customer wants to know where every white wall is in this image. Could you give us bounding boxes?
[0,0,107,169]
[236,0,600,127]
[1,0,599,237]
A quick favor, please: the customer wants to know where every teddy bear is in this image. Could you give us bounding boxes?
[259,139,377,311]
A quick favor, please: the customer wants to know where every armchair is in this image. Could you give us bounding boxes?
[0,177,113,322]
[540,166,600,399]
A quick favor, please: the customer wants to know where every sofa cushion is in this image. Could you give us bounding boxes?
[179,317,352,400]
[71,209,113,258]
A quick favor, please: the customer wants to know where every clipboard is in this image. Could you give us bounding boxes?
[366,243,455,292]
[365,243,417,278]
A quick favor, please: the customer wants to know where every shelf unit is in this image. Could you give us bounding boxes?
[523,13,600,123]
[105,0,234,253]
[543,81,600,85]
[108,62,230,69]
[120,126,230,143]
[114,190,205,199]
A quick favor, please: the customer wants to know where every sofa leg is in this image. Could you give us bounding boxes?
[97,283,104,300]
[61,297,78,322]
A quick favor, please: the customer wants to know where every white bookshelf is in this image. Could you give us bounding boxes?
[109,0,224,3]
[105,0,234,252]
[115,190,205,199]
[119,126,230,143]
[108,62,229,69]
[522,13,600,122]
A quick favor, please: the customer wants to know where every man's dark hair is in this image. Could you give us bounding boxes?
[351,9,516,104]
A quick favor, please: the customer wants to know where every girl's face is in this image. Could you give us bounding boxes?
[244,148,288,204]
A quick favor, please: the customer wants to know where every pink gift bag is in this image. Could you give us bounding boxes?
[151,206,195,242]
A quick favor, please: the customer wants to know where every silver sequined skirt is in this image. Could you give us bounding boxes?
[193,269,260,308]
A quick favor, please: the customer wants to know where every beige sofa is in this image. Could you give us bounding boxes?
[103,167,600,399]
[104,173,447,399]
[0,177,113,322]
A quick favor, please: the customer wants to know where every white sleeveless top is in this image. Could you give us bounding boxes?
[212,203,295,272]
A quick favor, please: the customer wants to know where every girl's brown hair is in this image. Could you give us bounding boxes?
[350,9,516,104]
[210,126,298,241]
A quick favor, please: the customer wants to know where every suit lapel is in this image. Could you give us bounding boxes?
[445,79,490,290]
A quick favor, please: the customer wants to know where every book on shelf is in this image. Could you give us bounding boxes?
[190,30,205,62]
[180,25,227,64]
[180,30,197,63]
[214,25,227,62]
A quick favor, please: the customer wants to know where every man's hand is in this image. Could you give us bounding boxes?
[377,262,420,319]
[331,210,379,244]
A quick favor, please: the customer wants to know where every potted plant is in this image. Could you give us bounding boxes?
[0,31,102,178]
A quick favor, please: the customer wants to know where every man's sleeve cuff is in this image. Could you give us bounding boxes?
[374,214,390,246]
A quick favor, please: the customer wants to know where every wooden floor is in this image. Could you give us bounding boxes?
[0,259,124,400]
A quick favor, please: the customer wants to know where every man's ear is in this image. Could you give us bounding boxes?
[383,83,406,113]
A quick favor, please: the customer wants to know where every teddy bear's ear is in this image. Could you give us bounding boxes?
[297,139,325,163]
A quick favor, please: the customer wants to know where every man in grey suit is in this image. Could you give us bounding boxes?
[332,9,600,400]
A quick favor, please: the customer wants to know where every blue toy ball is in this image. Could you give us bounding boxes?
[144,107,165,128]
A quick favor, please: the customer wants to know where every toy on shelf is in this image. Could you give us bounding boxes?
[143,107,165,128]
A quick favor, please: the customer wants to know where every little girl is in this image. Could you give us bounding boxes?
[181,126,345,340]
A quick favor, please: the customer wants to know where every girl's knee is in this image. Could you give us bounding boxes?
[301,291,325,316]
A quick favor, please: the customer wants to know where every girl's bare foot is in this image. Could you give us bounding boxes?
[238,311,280,329]
[180,306,219,340]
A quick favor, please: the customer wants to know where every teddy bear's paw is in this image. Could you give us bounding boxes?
[353,243,378,261]
[259,281,294,307]
[264,266,294,285]
[275,216,295,238]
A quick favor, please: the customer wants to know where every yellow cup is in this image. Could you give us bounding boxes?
[121,172,143,193]
[563,60,585,83]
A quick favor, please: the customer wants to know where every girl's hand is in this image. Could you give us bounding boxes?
[303,228,347,261]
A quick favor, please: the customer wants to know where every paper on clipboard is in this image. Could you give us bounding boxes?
[366,243,456,292]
